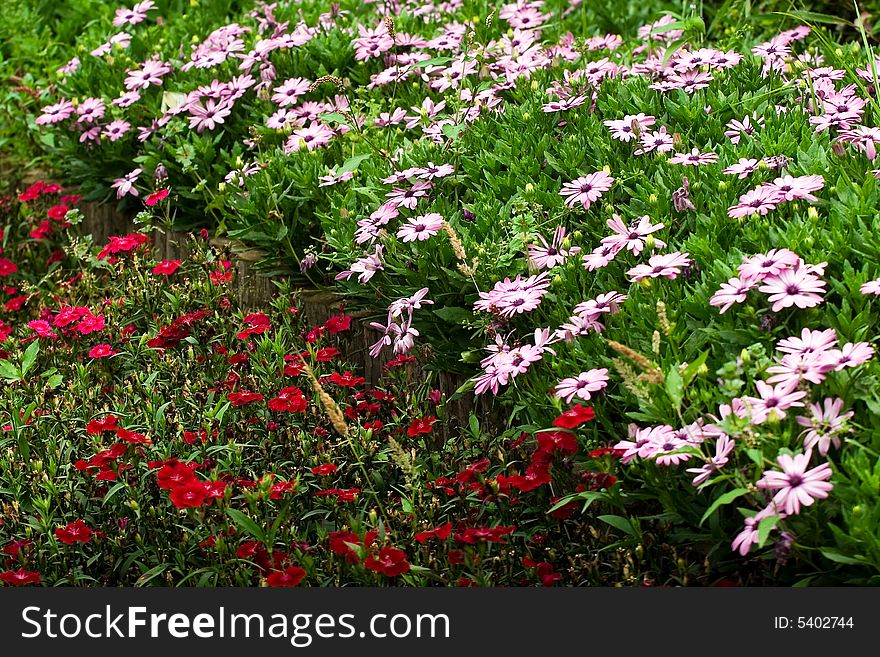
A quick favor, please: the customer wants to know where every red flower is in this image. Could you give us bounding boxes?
[169,481,209,508]
[310,464,337,476]
[0,258,18,277]
[97,233,149,260]
[0,569,41,586]
[89,344,116,358]
[328,371,364,387]
[552,405,595,429]
[267,387,307,412]
[329,530,377,564]
[536,429,578,456]
[236,313,271,339]
[266,566,306,587]
[323,315,352,334]
[237,541,263,559]
[407,416,436,437]
[384,354,416,370]
[86,414,119,435]
[156,461,198,489]
[364,547,410,577]
[316,488,360,502]
[75,313,105,335]
[454,525,516,545]
[30,221,52,240]
[116,428,150,445]
[314,347,340,361]
[447,549,465,566]
[55,519,93,545]
[536,562,562,587]
[47,204,69,221]
[228,391,264,407]
[414,522,452,543]
[152,259,182,275]
[145,189,170,206]
[269,480,296,499]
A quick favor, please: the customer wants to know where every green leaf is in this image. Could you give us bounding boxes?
[408,56,454,69]
[819,550,868,565]
[441,123,465,140]
[135,563,170,587]
[700,488,748,526]
[756,514,780,548]
[432,306,473,324]
[598,514,637,537]
[776,10,851,26]
[319,112,349,126]
[682,350,709,387]
[0,358,20,381]
[20,340,40,377]
[46,374,64,389]
[226,508,266,543]
[665,367,683,411]
[336,153,370,175]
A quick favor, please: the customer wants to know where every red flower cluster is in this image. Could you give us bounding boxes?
[154,459,224,509]
[236,313,271,339]
[17,180,63,203]
[315,488,360,502]
[522,557,562,586]
[146,309,212,349]
[97,233,149,260]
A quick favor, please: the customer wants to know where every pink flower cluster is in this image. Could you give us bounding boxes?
[710,249,826,313]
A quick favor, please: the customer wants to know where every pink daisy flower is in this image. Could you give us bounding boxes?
[742,381,807,424]
[559,171,614,210]
[626,252,692,282]
[603,113,656,142]
[797,398,853,456]
[397,213,444,242]
[722,158,760,178]
[272,77,311,107]
[758,268,826,312]
[601,215,665,255]
[527,226,580,270]
[285,122,335,153]
[861,278,880,295]
[738,249,801,283]
[767,175,824,202]
[757,452,833,516]
[727,185,785,218]
[554,368,609,403]
[777,328,838,356]
[669,148,718,166]
[709,277,756,313]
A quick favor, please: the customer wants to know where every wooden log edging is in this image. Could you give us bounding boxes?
[79,202,499,437]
